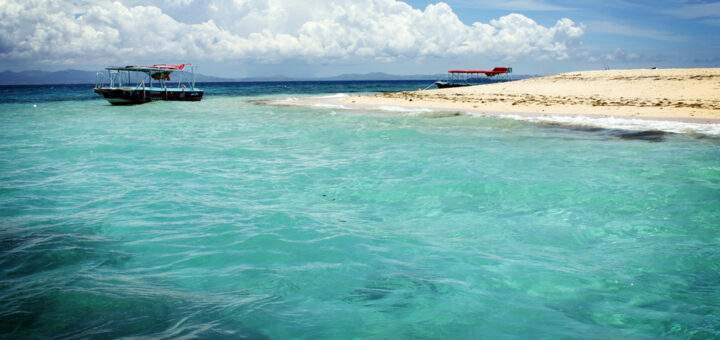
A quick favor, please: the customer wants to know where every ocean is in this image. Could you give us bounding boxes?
[1,81,719,339]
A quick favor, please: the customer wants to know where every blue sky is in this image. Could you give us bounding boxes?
[403,0,720,73]
[1,0,718,77]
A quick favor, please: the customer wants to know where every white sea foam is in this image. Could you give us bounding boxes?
[276,97,299,104]
[308,93,350,109]
[317,93,349,99]
[314,103,348,109]
[469,112,720,135]
[278,95,720,136]
[376,106,434,113]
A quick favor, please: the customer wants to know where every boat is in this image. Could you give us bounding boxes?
[94,64,203,105]
[435,67,512,88]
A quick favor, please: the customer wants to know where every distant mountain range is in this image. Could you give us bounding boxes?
[0,69,454,85]
[0,70,100,85]
[0,69,236,84]
[0,69,536,85]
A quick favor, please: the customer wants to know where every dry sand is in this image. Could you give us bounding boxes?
[333,68,720,123]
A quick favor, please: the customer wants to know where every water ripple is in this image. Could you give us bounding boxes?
[1,87,719,338]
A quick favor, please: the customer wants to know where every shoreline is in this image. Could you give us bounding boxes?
[341,68,720,120]
[277,95,720,136]
[274,68,720,134]
[292,95,720,125]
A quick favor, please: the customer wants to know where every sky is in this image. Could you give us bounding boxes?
[1,0,719,77]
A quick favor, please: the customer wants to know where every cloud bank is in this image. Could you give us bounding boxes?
[0,0,585,65]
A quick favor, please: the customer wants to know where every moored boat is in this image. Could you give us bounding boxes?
[94,64,203,105]
[435,67,512,88]
[434,81,469,89]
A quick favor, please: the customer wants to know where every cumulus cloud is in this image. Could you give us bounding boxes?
[0,0,585,65]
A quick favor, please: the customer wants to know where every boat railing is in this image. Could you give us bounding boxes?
[127,69,195,90]
[95,72,105,89]
[134,79,148,90]
[96,65,200,91]
[109,72,121,88]
[134,80,145,91]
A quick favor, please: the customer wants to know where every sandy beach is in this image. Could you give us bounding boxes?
[323,68,720,123]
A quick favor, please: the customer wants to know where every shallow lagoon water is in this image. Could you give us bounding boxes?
[1,82,719,338]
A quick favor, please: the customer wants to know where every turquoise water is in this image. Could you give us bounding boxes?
[1,83,719,338]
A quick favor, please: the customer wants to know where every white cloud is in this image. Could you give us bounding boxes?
[450,0,573,11]
[0,0,585,65]
[661,2,720,26]
[663,2,720,19]
[583,48,644,64]
[604,48,640,62]
[587,21,685,41]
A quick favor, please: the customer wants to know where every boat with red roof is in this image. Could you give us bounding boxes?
[435,67,512,88]
[94,64,203,105]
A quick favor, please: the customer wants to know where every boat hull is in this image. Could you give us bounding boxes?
[434,81,471,89]
[94,88,203,105]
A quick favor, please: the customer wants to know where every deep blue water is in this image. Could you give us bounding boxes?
[0,81,438,104]
[1,81,719,339]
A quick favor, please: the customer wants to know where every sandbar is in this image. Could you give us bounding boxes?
[329,68,720,123]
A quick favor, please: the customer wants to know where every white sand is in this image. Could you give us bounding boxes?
[335,68,720,122]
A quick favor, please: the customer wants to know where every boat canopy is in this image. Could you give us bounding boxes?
[448,67,511,77]
[96,63,199,91]
[105,64,193,72]
[435,66,513,88]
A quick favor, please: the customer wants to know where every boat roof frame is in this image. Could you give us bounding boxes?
[448,69,509,75]
[104,64,194,72]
